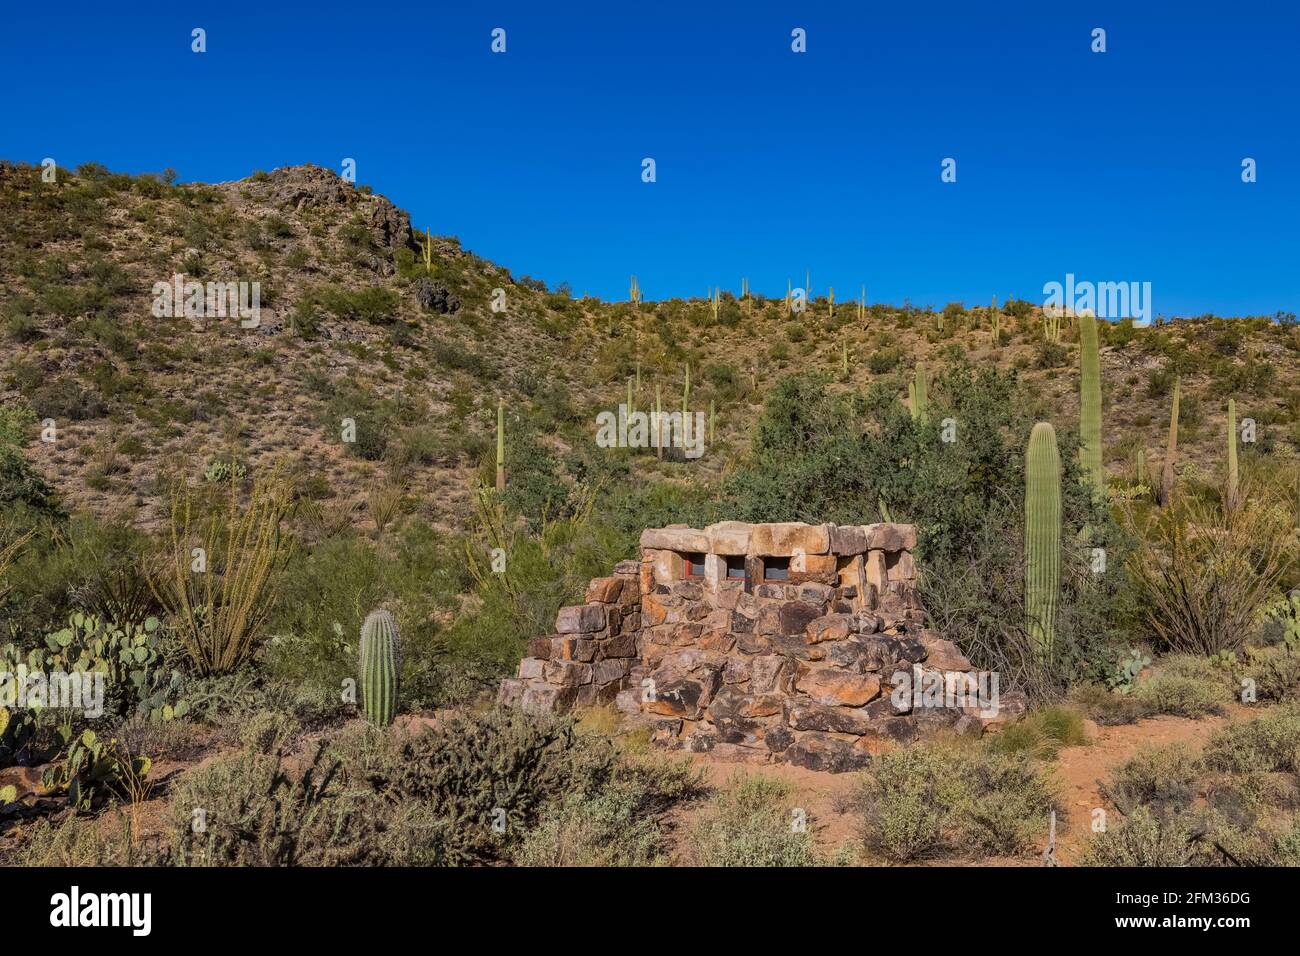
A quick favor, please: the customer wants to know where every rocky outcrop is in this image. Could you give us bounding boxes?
[413,277,461,314]
[498,521,1022,772]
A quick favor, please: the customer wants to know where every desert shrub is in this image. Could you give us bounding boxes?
[1078,806,1202,866]
[1130,672,1231,718]
[8,811,158,867]
[984,705,1089,760]
[686,774,823,866]
[1203,705,1300,774]
[859,746,947,860]
[264,518,469,705]
[447,487,623,673]
[167,710,615,866]
[115,714,207,764]
[516,758,704,866]
[0,402,62,518]
[1067,684,1147,725]
[1245,648,1300,703]
[1,512,157,642]
[953,750,1060,855]
[858,743,1057,861]
[1106,743,1203,814]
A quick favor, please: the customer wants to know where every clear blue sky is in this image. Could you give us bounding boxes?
[3,1,1297,316]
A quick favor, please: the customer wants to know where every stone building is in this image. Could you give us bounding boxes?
[498,521,1023,772]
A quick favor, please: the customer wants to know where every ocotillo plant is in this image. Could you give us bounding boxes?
[908,363,929,423]
[1025,422,1062,661]
[1078,311,1105,499]
[496,400,505,492]
[1161,377,1180,505]
[359,609,401,726]
[1227,398,1239,508]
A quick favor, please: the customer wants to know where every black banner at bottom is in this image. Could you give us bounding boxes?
[10,865,1274,942]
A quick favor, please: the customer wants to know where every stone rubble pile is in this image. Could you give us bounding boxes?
[498,521,1025,772]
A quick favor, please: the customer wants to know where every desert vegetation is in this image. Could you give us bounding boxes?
[1,160,1298,866]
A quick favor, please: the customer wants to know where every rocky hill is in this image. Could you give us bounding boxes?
[2,160,1298,533]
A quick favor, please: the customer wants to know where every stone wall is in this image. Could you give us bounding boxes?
[498,521,1024,772]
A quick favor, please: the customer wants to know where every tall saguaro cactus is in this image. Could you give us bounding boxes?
[908,363,929,423]
[1161,377,1180,505]
[1024,422,1062,660]
[1079,311,1104,498]
[1227,398,1239,508]
[655,383,663,459]
[359,609,401,726]
[496,400,505,492]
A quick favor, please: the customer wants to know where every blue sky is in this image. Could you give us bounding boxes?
[2,1,1297,315]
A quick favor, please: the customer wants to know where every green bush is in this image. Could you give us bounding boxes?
[859,744,1058,861]
[1203,705,1300,774]
[686,774,826,866]
[167,709,617,866]
[1131,672,1231,718]
[516,758,704,866]
[1078,806,1201,866]
[1107,743,1202,813]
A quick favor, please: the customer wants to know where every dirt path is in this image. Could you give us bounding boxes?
[1051,706,1248,864]
[666,705,1255,866]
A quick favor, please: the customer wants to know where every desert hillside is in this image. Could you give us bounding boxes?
[3,161,1300,872]
[2,161,1297,533]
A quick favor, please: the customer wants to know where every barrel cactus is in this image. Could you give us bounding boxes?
[359,609,401,726]
[1025,422,1062,660]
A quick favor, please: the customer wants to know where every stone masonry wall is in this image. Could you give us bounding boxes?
[498,521,1024,772]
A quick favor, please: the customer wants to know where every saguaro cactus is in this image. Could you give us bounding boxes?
[1024,422,1062,660]
[359,609,401,726]
[1161,377,1180,505]
[496,400,505,492]
[1079,311,1104,498]
[420,228,433,272]
[655,383,663,459]
[1227,397,1239,508]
